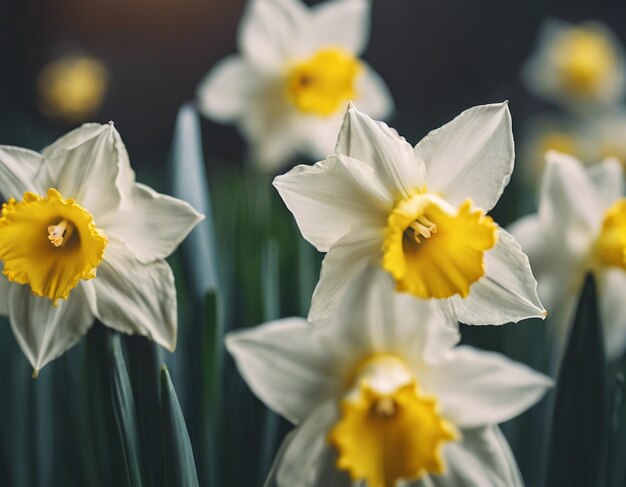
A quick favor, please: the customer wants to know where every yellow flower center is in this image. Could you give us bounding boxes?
[554,28,616,96]
[0,188,107,304]
[382,192,497,299]
[328,355,457,487]
[595,199,626,269]
[286,48,361,116]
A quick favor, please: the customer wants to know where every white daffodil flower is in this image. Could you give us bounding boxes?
[510,151,626,359]
[522,19,626,110]
[274,102,545,325]
[227,269,551,487]
[196,0,393,172]
[0,123,203,375]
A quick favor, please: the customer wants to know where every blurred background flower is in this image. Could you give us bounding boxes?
[522,20,626,111]
[196,0,393,171]
[37,55,109,123]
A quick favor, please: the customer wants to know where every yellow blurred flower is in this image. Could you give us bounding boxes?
[37,56,109,122]
[522,20,626,110]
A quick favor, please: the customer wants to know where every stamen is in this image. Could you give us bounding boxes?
[409,216,437,243]
[374,397,396,417]
[47,219,75,247]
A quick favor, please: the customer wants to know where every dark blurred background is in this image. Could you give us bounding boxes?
[1,0,625,190]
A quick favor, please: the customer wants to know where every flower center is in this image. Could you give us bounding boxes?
[382,192,497,299]
[594,198,626,269]
[328,355,457,487]
[286,48,361,116]
[0,188,107,304]
[47,219,75,247]
[554,28,616,96]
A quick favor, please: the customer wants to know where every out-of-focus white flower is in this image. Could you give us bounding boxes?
[37,55,109,122]
[0,124,203,375]
[522,20,626,110]
[197,0,393,172]
[510,151,626,359]
[586,109,626,164]
[520,111,626,185]
[519,114,590,185]
[274,102,545,325]
[227,269,551,487]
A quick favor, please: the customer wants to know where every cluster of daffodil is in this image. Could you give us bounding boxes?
[511,19,626,360]
[520,19,626,183]
[227,101,554,486]
[3,0,625,485]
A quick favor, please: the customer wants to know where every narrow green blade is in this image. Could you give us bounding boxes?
[160,366,199,487]
[126,337,166,487]
[110,335,143,487]
[547,274,607,486]
[608,372,625,486]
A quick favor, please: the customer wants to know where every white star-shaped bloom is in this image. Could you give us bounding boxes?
[275,102,545,326]
[0,123,203,374]
[197,0,393,171]
[510,151,626,358]
[227,269,551,487]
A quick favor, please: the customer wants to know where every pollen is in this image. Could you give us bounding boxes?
[0,188,107,304]
[382,193,497,299]
[286,48,361,116]
[595,198,626,269]
[329,355,457,487]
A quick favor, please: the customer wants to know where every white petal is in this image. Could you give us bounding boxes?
[507,215,546,269]
[238,0,308,72]
[354,63,394,120]
[196,56,259,122]
[540,151,603,236]
[308,225,381,321]
[40,123,123,220]
[598,269,626,360]
[226,319,341,424]
[382,289,460,367]
[101,182,204,263]
[508,214,583,340]
[275,402,339,487]
[588,157,624,210]
[297,114,345,161]
[311,0,370,55]
[335,104,424,199]
[0,146,43,198]
[413,102,513,212]
[251,118,301,172]
[41,123,107,156]
[443,229,546,326]
[322,265,395,358]
[274,154,391,252]
[423,346,551,428]
[8,282,94,373]
[426,427,524,487]
[91,239,177,351]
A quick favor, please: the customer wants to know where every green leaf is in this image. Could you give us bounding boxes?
[125,337,166,487]
[160,365,199,487]
[110,335,143,487]
[547,274,608,486]
[608,372,626,486]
